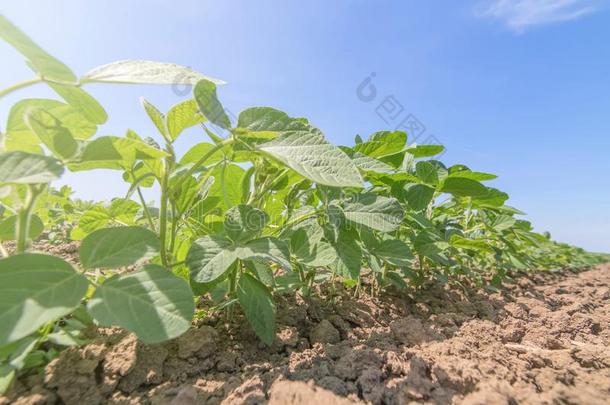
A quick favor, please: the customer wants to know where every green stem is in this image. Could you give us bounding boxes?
[159,171,169,267]
[16,186,42,254]
[136,187,156,232]
[0,77,43,99]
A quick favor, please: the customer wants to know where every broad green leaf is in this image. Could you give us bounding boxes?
[179,142,224,166]
[342,193,404,232]
[236,273,276,345]
[295,240,337,267]
[0,151,63,184]
[82,60,224,85]
[79,226,160,269]
[440,177,488,197]
[186,235,237,283]
[407,144,445,158]
[207,164,245,209]
[340,147,394,174]
[87,264,194,343]
[258,131,363,187]
[167,99,205,141]
[0,214,44,241]
[69,136,168,171]
[448,167,497,181]
[329,230,362,279]
[404,183,435,211]
[0,336,37,394]
[235,237,291,271]
[472,187,509,207]
[47,83,107,125]
[0,254,88,345]
[76,206,111,235]
[193,79,231,129]
[140,98,167,138]
[6,99,63,144]
[224,205,268,242]
[490,215,517,232]
[353,131,407,158]
[375,239,413,267]
[7,100,97,142]
[415,161,439,185]
[236,107,311,139]
[0,15,77,83]
[24,108,78,160]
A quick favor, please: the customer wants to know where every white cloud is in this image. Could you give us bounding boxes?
[477,0,601,32]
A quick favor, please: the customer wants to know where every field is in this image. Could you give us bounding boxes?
[0,15,608,405]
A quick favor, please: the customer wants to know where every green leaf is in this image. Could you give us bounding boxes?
[79,226,160,269]
[353,131,407,158]
[0,254,88,345]
[329,230,362,280]
[403,183,435,211]
[207,164,246,209]
[375,239,413,267]
[0,336,37,394]
[490,215,517,232]
[224,205,268,242]
[47,83,107,125]
[140,98,167,138]
[87,264,194,343]
[235,237,292,271]
[0,214,44,241]
[340,147,394,174]
[258,130,363,187]
[82,60,224,85]
[186,235,237,283]
[24,108,78,160]
[193,79,231,129]
[6,100,97,146]
[0,15,77,83]
[167,99,205,141]
[179,142,224,166]
[415,161,439,185]
[448,167,497,181]
[236,273,276,345]
[0,151,63,184]
[407,144,445,158]
[440,177,488,197]
[295,240,337,267]
[342,193,404,232]
[236,107,311,139]
[70,136,168,171]
[472,187,509,207]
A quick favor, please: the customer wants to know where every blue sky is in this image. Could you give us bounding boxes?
[1,1,609,252]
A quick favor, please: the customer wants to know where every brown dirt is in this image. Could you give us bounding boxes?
[2,260,609,405]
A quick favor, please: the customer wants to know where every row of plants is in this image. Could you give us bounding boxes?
[0,15,606,393]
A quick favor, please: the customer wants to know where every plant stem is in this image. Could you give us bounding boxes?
[136,187,156,232]
[0,77,43,99]
[16,186,42,254]
[159,172,169,267]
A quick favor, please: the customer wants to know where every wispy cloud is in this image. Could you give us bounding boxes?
[476,0,601,33]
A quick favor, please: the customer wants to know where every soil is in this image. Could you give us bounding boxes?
[2,243,609,405]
